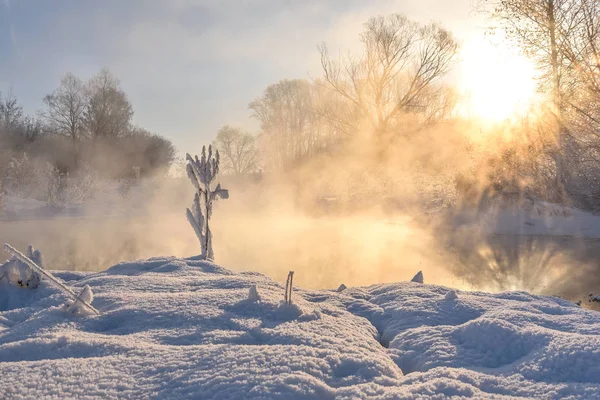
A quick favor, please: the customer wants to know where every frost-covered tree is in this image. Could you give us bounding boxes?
[212,126,259,175]
[319,14,458,143]
[186,145,229,260]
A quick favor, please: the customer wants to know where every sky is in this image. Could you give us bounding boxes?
[0,0,485,153]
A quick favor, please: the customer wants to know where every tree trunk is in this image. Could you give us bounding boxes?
[547,0,566,201]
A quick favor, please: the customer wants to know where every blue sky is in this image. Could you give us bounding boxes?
[0,0,479,153]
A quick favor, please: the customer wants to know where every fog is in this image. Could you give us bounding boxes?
[3,138,600,305]
[2,6,600,309]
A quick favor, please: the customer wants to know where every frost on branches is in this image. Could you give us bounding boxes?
[3,243,100,315]
[186,145,229,260]
[0,245,44,289]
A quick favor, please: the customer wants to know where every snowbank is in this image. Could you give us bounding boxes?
[455,201,600,238]
[0,257,599,399]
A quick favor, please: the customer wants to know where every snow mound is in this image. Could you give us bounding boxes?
[0,257,599,398]
[444,290,458,301]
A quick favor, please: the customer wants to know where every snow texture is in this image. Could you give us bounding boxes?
[64,285,95,316]
[248,284,261,302]
[444,290,458,301]
[0,257,599,399]
[3,243,99,315]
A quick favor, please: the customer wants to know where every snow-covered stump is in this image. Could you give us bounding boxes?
[248,285,261,302]
[2,243,99,316]
[186,145,229,261]
[444,290,458,301]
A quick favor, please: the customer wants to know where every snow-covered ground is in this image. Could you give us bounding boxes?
[454,200,600,238]
[1,257,599,399]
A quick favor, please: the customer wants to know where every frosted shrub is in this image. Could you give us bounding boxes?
[45,163,97,206]
[186,145,229,260]
[5,153,44,198]
[3,243,100,315]
[44,164,65,206]
[64,285,95,316]
[0,245,44,289]
[64,163,97,203]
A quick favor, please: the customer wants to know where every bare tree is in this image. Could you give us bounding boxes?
[84,68,133,141]
[250,79,338,169]
[479,0,586,199]
[212,126,259,175]
[319,14,458,142]
[0,91,23,133]
[43,73,86,143]
[558,0,600,128]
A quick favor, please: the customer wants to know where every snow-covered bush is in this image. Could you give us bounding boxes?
[5,153,45,198]
[64,285,95,316]
[64,163,97,203]
[186,145,229,260]
[248,285,260,302]
[4,153,96,205]
[44,164,66,206]
[0,245,43,289]
[3,243,99,315]
[45,163,97,206]
[444,290,458,301]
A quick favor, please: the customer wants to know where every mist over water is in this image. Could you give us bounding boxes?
[2,173,599,304]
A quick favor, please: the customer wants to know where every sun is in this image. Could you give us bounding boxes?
[458,33,539,122]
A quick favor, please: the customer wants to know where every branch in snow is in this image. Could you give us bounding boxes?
[0,244,44,289]
[3,243,99,315]
[284,271,295,305]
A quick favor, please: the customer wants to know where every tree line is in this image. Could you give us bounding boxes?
[214,7,600,211]
[214,15,457,168]
[0,68,176,199]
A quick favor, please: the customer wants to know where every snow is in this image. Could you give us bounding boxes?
[1,256,599,399]
[455,201,600,238]
[444,290,458,301]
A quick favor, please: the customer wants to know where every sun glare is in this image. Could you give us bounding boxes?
[459,34,538,122]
